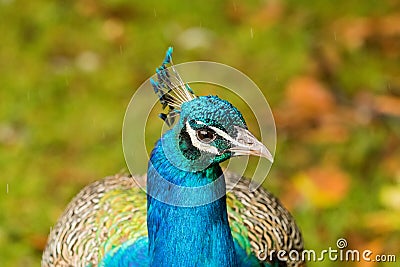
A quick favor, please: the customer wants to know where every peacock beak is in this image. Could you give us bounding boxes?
[228,126,274,163]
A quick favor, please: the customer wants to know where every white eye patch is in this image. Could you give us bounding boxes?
[207,125,243,147]
[193,120,242,147]
[185,121,219,155]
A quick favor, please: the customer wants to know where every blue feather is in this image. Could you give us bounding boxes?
[42,48,305,267]
[100,237,149,267]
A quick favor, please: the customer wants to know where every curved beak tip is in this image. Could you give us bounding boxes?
[260,146,274,163]
[229,127,274,163]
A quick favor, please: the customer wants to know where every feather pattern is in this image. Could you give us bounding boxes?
[226,173,304,267]
[42,175,147,266]
[150,47,196,126]
[42,48,305,267]
[42,173,304,267]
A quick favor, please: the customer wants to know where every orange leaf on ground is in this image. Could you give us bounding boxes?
[29,234,49,251]
[102,18,125,43]
[275,76,336,129]
[286,76,335,116]
[281,182,304,211]
[332,17,372,50]
[293,165,350,208]
[250,0,285,28]
[381,152,400,178]
[305,112,349,143]
[354,239,384,267]
[276,75,354,144]
[378,13,400,36]
[373,95,400,117]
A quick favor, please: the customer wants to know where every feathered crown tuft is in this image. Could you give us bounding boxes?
[150,47,196,126]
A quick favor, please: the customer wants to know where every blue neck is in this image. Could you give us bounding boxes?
[146,131,237,266]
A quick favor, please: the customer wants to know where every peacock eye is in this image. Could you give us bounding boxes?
[196,129,216,144]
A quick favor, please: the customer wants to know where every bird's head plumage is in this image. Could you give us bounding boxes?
[150,47,273,171]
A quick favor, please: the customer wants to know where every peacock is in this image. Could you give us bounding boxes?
[42,48,305,267]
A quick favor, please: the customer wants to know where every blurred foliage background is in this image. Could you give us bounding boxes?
[0,0,399,266]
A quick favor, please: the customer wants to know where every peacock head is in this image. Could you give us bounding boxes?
[151,48,273,172]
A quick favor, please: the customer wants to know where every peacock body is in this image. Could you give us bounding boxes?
[42,48,305,267]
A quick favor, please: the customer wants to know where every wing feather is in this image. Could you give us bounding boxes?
[42,173,304,267]
[226,172,305,267]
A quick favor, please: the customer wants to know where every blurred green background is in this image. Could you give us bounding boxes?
[0,0,399,266]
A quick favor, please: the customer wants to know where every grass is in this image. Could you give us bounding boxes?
[0,0,399,266]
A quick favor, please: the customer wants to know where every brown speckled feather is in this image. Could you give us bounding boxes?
[42,173,304,267]
[226,172,305,267]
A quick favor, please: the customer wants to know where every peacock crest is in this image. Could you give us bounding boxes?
[42,48,305,267]
[150,47,196,126]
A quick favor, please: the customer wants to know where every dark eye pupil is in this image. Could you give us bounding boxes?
[196,129,215,143]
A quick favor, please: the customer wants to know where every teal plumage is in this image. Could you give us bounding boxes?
[42,48,305,267]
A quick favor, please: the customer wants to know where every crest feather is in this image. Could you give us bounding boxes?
[150,47,196,126]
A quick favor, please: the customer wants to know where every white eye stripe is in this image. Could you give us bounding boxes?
[207,125,243,147]
[185,121,219,154]
[193,120,243,146]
